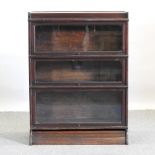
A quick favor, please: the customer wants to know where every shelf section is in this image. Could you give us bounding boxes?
[30,58,127,85]
[34,25,123,53]
[32,89,125,125]
[36,60,122,82]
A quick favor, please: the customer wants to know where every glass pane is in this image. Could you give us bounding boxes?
[35,25,122,52]
[35,60,122,83]
[36,90,122,124]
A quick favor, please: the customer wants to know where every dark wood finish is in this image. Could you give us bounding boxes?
[30,130,126,145]
[29,11,128,145]
[29,11,128,22]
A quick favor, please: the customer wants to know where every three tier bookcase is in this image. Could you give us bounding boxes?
[28,11,128,145]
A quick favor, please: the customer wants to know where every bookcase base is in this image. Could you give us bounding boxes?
[30,130,127,145]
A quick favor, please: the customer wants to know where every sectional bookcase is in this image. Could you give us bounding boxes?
[28,12,128,145]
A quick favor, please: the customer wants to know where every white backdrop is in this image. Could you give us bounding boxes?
[0,0,155,111]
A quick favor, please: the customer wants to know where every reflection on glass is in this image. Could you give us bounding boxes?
[36,90,122,124]
[36,61,122,83]
[35,25,122,52]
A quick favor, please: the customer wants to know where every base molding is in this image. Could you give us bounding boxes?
[30,130,127,145]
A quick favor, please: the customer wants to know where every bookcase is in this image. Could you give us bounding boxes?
[28,12,128,145]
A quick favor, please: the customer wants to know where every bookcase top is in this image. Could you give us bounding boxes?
[28,11,128,22]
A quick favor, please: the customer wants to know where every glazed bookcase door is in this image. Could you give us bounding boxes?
[32,23,125,54]
[30,88,126,129]
[30,58,126,85]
